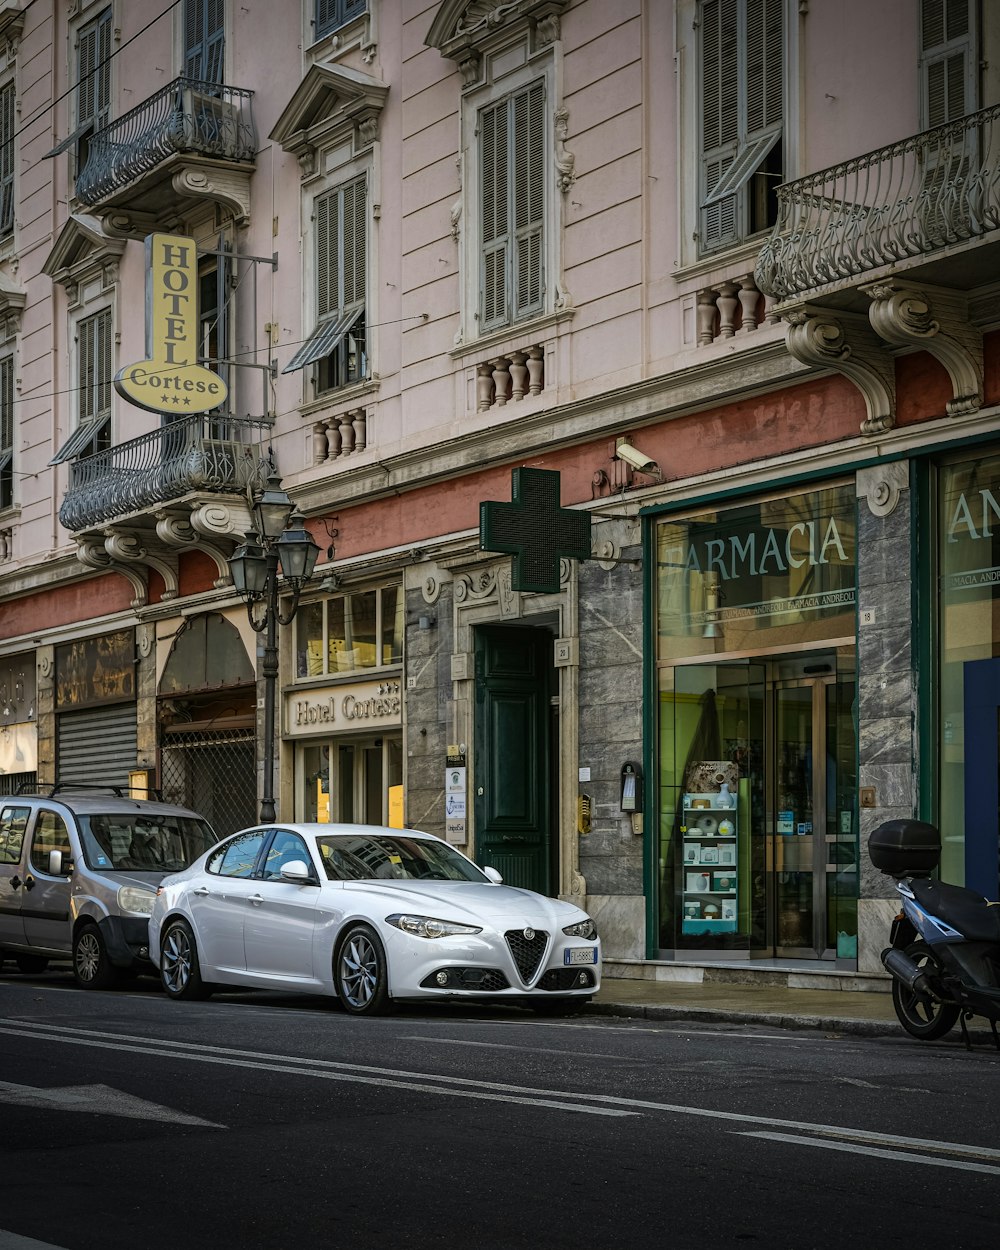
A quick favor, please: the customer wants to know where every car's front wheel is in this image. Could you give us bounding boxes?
[335,923,390,1015]
[160,919,212,1001]
[73,924,120,990]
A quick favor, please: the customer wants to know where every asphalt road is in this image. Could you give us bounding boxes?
[2,967,999,1250]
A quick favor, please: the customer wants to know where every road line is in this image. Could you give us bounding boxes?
[738,1131,1000,1176]
[4,1018,999,1160]
[0,1024,631,1119]
[400,1035,649,1061]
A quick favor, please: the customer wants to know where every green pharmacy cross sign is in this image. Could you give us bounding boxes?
[480,467,592,594]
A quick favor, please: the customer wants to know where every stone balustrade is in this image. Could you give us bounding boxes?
[312,408,369,465]
[0,527,10,562]
[475,345,545,412]
[695,273,780,347]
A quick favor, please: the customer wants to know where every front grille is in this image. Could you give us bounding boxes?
[538,967,596,991]
[421,967,510,991]
[505,929,549,983]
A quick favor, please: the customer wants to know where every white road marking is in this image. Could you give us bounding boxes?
[0,1080,223,1127]
[4,1018,998,1165]
[400,1035,649,1061]
[0,1023,632,1119]
[739,1131,1000,1176]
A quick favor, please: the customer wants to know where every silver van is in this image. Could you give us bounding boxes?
[0,788,216,989]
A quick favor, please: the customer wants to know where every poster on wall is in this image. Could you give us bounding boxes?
[445,745,466,842]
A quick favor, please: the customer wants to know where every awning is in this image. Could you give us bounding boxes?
[282,304,364,374]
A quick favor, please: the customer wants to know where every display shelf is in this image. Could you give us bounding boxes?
[680,791,739,929]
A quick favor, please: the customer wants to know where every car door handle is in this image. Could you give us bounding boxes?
[248,893,265,906]
[23,875,35,891]
[193,886,211,896]
[10,875,21,890]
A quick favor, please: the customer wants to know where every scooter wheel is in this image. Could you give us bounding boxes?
[892,940,960,1041]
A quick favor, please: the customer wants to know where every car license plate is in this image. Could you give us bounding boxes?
[564,947,597,966]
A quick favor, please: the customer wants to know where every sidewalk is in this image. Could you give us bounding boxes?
[588,974,900,1037]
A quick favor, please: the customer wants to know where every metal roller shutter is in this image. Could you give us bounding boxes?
[56,703,137,789]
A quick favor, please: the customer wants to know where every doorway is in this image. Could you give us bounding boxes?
[296,735,403,825]
[473,624,556,894]
[658,649,857,959]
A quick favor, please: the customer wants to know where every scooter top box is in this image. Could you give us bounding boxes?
[868,818,941,876]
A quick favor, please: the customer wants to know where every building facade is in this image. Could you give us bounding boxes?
[0,0,998,978]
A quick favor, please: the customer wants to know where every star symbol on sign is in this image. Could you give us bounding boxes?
[160,394,169,403]
[173,396,182,405]
[183,397,192,405]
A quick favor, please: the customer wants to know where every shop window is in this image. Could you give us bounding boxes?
[296,583,403,678]
[699,0,784,254]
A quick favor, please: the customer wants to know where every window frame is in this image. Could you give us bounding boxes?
[295,583,403,681]
[919,0,979,129]
[314,0,367,42]
[51,305,114,466]
[696,0,787,257]
[74,6,112,175]
[0,80,14,239]
[0,352,13,511]
[183,0,226,86]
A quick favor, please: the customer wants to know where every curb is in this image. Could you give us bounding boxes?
[585,999,901,1038]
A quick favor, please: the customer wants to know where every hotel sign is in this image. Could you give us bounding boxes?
[114,233,228,415]
[284,679,402,737]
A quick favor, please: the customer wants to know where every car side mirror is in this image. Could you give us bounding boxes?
[483,865,503,884]
[279,859,313,884]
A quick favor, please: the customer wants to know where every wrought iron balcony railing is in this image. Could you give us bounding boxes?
[59,414,272,533]
[75,77,256,207]
[755,103,1000,302]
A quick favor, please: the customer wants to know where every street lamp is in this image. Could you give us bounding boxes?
[229,472,320,822]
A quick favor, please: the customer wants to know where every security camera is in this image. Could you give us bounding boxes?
[615,438,660,476]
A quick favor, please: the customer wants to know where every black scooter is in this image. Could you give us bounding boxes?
[868,818,1000,1047]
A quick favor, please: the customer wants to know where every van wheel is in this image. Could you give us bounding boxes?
[160,919,212,1001]
[15,954,48,974]
[73,925,121,991]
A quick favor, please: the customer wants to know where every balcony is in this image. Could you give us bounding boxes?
[755,103,1000,305]
[75,78,257,236]
[60,413,271,533]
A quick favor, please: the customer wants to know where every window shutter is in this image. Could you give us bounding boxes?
[479,99,509,330]
[342,178,366,309]
[920,0,976,128]
[700,0,740,250]
[77,20,98,127]
[0,83,14,235]
[79,315,96,425]
[95,9,112,126]
[316,189,337,318]
[745,0,782,137]
[96,310,112,421]
[204,0,226,85]
[513,81,545,319]
[0,355,11,509]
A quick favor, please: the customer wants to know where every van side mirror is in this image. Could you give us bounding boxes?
[48,849,66,876]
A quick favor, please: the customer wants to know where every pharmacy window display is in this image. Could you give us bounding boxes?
[653,483,859,960]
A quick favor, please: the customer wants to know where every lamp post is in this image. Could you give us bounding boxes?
[229,472,320,823]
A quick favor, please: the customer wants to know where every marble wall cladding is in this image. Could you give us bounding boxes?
[586,893,646,961]
[857,471,917,907]
[404,580,453,840]
[577,550,645,924]
[857,897,898,976]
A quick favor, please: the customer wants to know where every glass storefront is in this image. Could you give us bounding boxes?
[937,451,1000,888]
[655,482,859,959]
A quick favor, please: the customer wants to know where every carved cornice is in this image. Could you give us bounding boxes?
[74,535,149,609]
[0,269,25,339]
[270,62,388,161]
[425,0,569,71]
[103,528,179,600]
[783,305,895,436]
[862,280,983,418]
[170,164,252,225]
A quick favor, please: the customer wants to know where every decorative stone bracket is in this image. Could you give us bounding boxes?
[784,305,895,435]
[862,280,983,418]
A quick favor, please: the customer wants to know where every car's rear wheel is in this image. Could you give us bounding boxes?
[15,954,48,974]
[160,919,212,1001]
[335,923,391,1015]
[73,924,120,990]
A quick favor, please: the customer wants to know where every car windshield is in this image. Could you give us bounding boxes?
[317,834,486,883]
[79,813,217,873]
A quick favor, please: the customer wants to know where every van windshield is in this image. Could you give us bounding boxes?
[79,814,216,873]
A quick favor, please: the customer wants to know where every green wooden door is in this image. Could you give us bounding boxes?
[474,626,552,894]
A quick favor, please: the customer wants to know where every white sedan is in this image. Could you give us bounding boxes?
[149,823,601,1016]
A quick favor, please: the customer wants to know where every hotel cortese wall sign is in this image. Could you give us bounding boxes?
[114,233,229,415]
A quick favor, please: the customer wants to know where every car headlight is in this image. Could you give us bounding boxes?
[563,918,598,941]
[386,913,483,939]
[118,885,157,916]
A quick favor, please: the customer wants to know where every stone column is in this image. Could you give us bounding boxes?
[856,461,914,975]
[135,623,157,774]
[35,646,55,786]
